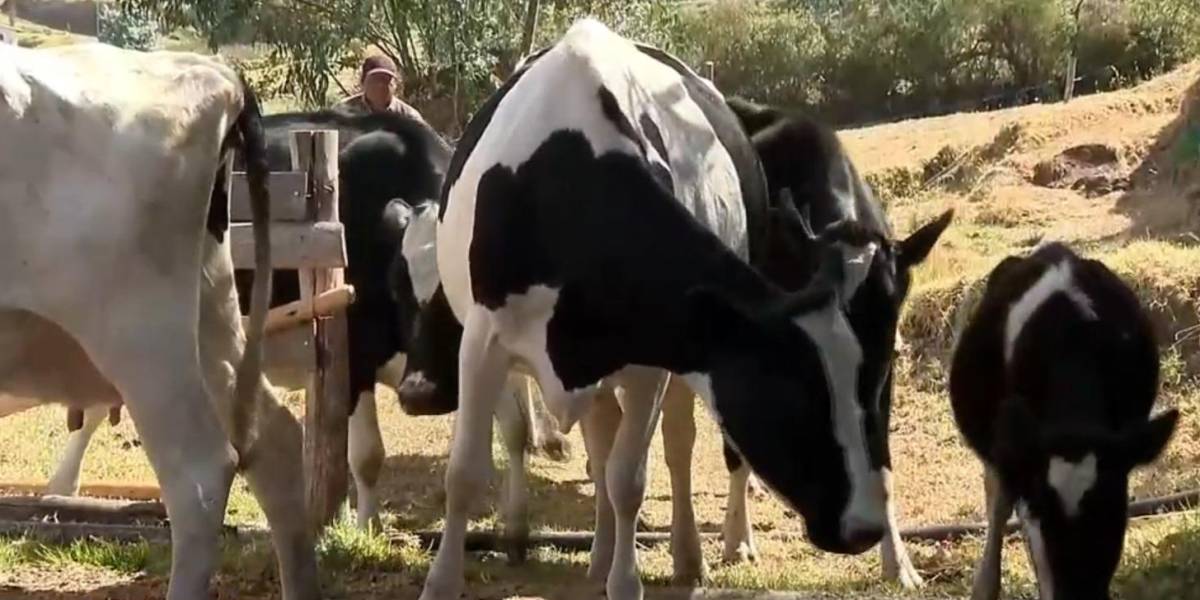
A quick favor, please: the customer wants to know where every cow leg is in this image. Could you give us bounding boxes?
[68,317,235,600]
[880,468,923,588]
[721,445,758,564]
[46,405,109,496]
[421,309,509,600]
[660,376,706,585]
[581,384,622,585]
[605,367,666,600]
[348,391,385,530]
[971,467,1012,600]
[494,375,532,564]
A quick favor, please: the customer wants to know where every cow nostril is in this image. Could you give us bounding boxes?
[396,374,457,416]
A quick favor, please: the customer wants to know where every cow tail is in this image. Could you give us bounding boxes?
[231,76,272,463]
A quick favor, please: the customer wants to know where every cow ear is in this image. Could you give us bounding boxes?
[1119,409,1179,469]
[898,209,953,269]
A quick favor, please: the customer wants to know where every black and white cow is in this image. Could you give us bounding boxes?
[950,242,1178,600]
[0,43,318,599]
[414,19,890,600]
[47,108,567,533]
[720,97,953,584]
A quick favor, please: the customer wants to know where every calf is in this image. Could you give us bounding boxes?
[48,109,568,533]
[417,19,888,600]
[0,43,317,599]
[950,242,1178,600]
[719,97,952,584]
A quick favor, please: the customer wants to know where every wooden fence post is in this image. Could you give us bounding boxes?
[290,130,350,535]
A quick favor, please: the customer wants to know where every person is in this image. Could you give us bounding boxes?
[335,55,428,124]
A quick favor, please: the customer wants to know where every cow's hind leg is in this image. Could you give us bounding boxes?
[66,313,235,600]
[880,468,923,588]
[494,375,532,564]
[660,376,706,586]
[421,308,509,600]
[47,405,108,496]
[721,445,758,564]
[349,391,385,530]
[970,466,1012,600]
[605,367,666,600]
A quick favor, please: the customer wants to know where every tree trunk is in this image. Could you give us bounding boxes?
[519,0,541,57]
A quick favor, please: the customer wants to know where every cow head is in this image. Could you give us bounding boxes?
[994,401,1178,599]
[768,193,953,466]
[392,201,464,416]
[686,238,886,554]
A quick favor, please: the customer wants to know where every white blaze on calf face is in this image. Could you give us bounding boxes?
[402,205,441,305]
[1004,260,1097,365]
[792,299,885,534]
[1047,453,1098,518]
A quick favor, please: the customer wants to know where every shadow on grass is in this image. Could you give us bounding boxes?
[1115,517,1200,600]
[376,452,598,533]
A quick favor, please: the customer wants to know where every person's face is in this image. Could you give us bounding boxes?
[364,72,395,106]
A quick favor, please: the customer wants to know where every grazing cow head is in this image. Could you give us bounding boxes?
[994,400,1177,599]
[687,234,887,554]
[731,95,954,474]
[392,201,464,416]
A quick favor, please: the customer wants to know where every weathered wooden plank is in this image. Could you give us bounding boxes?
[229,221,346,269]
[296,130,350,536]
[0,483,160,501]
[0,495,166,525]
[239,285,355,336]
[230,171,308,221]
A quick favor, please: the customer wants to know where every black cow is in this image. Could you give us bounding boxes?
[721,97,953,584]
[950,242,1178,600]
[413,19,890,600]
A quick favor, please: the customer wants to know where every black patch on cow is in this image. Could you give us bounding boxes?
[597,86,645,155]
[639,113,668,160]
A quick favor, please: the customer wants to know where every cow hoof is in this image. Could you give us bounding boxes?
[669,564,707,588]
[722,542,758,565]
[884,560,925,589]
[538,430,573,462]
[503,529,530,566]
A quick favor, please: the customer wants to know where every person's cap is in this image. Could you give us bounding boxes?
[361,55,398,80]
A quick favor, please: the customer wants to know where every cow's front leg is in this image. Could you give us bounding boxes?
[971,466,1012,600]
[880,468,923,588]
[722,447,758,564]
[420,309,509,600]
[348,391,385,530]
[605,367,666,600]
[581,384,622,585]
[47,405,109,496]
[660,376,706,585]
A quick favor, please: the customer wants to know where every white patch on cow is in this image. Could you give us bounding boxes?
[681,372,717,422]
[0,47,33,117]
[375,352,408,390]
[793,299,885,535]
[1004,261,1097,365]
[402,207,441,305]
[438,18,747,324]
[1018,502,1055,600]
[1047,453,1097,518]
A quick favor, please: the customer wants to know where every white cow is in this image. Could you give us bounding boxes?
[0,43,319,600]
